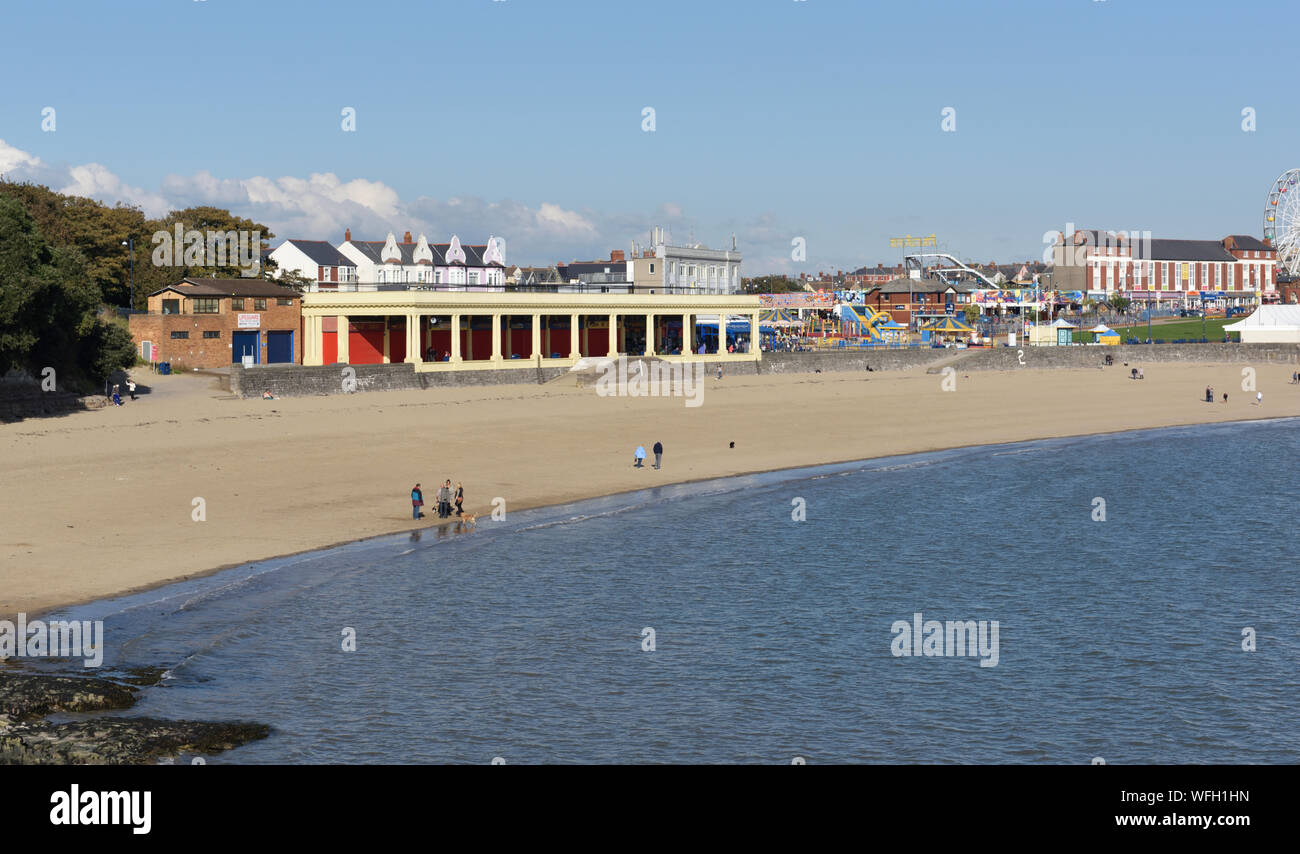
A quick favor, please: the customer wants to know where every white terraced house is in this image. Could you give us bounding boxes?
[335,229,507,290]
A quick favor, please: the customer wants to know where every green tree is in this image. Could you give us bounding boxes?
[0,196,133,387]
[963,304,981,325]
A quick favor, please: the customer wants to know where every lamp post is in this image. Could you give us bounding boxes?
[121,239,135,312]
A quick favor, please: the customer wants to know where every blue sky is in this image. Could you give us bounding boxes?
[0,0,1293,274]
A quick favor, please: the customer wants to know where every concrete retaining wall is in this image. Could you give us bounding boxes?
[231,362,572,397]
[949,343,1300,372]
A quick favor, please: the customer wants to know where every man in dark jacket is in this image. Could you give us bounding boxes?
[652,441,663,470]
[437,481,453,517]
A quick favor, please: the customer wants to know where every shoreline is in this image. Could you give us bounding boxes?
[6,361,1299,620]
[27,412,1297,622]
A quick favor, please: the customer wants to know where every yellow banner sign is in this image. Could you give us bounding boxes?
[889,234,938,248]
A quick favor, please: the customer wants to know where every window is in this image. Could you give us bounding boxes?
[649,263,655,274]
[193,298,219,314]
[1200,264,1208,287]
[203,330,221,339]
[254,299,267,311]
[469,271,479,286]
[278,298,292,306]
[162,299,180,314]
[171,330,189,339]
[231,298,245,310]
[1215,264,1221,287]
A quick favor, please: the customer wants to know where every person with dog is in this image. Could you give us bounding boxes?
[454,482,464,516]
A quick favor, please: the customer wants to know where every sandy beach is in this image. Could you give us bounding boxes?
[2,359,1296,617]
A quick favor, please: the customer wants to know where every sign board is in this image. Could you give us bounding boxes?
[237,313,261,329]
[945,302,955,315]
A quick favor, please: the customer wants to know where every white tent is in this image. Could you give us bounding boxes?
[1088,323,1113,334]
[1050,318,1078,329]
[1224,305,1300,343]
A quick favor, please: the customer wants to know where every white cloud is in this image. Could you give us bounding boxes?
[0,139,802,271]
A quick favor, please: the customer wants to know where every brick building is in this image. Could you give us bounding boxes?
[865,277,974,328]
[128,278,303,369]
[1051,230,1278,308]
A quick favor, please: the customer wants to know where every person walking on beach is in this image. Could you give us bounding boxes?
[127,379,137,401]
[411,483,424,520]
[1205,385,1213,403]
[634,445,646,468]
[437,480,453,517]
[454,482,464,516]
[1256,391,1263,406]
[652,441,663,470]
[1223,392,1228,403]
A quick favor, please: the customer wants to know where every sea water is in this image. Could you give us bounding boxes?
[46,420,1300,763]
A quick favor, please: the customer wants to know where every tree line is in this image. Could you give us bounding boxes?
[0,180,293,390]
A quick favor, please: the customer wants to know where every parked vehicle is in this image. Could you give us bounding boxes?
[1225,307,1248,317]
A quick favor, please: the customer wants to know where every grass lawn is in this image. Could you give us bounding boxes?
[1071,317,1236,343]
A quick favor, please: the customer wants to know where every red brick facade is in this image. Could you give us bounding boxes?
[128,279,302,369]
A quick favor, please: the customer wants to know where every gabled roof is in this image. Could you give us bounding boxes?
[345,240,503,267]
[277,240,354,267]
[150,278,301,299]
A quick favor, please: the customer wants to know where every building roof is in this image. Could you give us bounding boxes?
[1146,239,1236,262]
[278,239,354,267]
[346,240,502,267]
[1224,235,1271,252]
[151,278,302,299]
[869,276,969,294]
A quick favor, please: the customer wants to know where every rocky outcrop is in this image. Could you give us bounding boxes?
[0,671,268,764]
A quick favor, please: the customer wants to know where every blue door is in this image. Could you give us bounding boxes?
[266,330,293,363]
[232,331,259,364]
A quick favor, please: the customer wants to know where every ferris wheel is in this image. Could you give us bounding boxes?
[1264,168,1300,276]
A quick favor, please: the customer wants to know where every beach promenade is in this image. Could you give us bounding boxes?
[3,359,1298,617]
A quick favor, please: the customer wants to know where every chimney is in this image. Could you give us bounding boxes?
[403,231,412,243]
[610,249,625,262]
[345,228,351,242]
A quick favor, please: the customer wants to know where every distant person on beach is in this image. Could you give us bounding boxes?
[717,367,723,380]
[411,483,424,520]
[437,481,452,517]
[454,482,464,516]
[1223,392,1228,403]
[652,441,663,470]
[634,445,646,468]
[1257,391,1263,406]
[262,389,276,400]
[127,380,137,400]
[111,389,122,406]
[1205,386,1213,403]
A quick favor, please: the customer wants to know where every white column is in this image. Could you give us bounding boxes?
[491,313,502,362]
[532,313,541,360]
[644,313,655,356]
[336,315,349,363]
[570,313,580,358]
[607,313,618,357]
[451,314,463,362]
